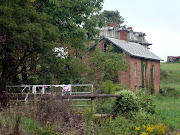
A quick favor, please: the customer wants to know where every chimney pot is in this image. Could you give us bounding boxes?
[109,23,117,27]
[128,26,132,30]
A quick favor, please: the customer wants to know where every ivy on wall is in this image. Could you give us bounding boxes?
[141,59,155,94]
[141,59,148,90]
[150,63,155,94]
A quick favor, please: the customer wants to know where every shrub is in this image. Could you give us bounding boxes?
[136,91,156,114]
[98,80,121,94]
[99,114,166,135]
[116,90,140,117]
[96,99,116,114]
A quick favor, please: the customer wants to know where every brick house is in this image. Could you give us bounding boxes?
[82,27,163,94]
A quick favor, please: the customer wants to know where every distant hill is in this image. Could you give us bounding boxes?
[160,62,180,96]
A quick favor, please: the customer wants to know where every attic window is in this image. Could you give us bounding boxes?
[103,44,107,51]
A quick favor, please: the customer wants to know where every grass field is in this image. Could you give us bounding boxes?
[160,62,180,94]
[155,62,180,131]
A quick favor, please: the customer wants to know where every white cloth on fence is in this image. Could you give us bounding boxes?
[62,85,71,92]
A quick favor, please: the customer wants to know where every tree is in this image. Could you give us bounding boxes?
[102,10,124,27]
[0,0,104,98]
[36,0,104,54]
[0,0,59,96]
[33,52,88,85]
[87,44,129,84]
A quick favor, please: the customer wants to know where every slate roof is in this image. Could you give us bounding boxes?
[105,37,163,61]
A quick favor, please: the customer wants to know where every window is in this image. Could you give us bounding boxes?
[134,63,137,78]
[152,65,155,79]
[143,64,146,79]
[103,44,107,51]
[135,85,137,93]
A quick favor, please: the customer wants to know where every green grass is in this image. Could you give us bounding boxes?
[155,62,180,130]
[156,96,180,130]
[160,62,180,92]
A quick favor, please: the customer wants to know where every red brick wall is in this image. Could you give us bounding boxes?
[118,54,160,94]
[83,39,161,94]
[118,54,131,88]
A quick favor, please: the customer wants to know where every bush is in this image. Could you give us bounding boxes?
[98,80,121,94]
[97,100,115,114]
[116,90,140,117]
[99,114,166,135]
[136,91,156,114]
[114,90,156,117]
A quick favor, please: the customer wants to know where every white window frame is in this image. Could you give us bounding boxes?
[134,63,137,78]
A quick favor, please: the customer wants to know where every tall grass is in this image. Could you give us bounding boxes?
[160,62,180,95]
[156,62,180,131]
[0,95,85,135]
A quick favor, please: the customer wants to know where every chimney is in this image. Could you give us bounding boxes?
[120,30,128,41]
[128,26,132,30]
[109,23,117,27]
[119,26,132,41]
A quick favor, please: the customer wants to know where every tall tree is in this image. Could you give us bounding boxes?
[0,0,59,95]
[102,10,124,27]
[37,0,104,52]
[87,44,129,83]
[0,0,104,98]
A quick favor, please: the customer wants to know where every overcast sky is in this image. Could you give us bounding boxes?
[102,0,180,61]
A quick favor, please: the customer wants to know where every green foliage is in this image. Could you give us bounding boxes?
[115,90,156,117]
[141,59,148,90]
[84,108,94,135]
[41,121,59,135]
[0,0,59,93]
[116,90,139,117]
[160,62,180,97]
[99,114,164,135]
[155,96,180,130]
[99,80,121,94]
[136,91,156,114]
[0,0,104,95]
[87,44,129,83]
[21,117,44,135]
[35,54,88,84]
[98,101,115,114]
[38,0,104,49]
[102,10,124,27]
[150,64,155,94]
[155,62,180,131]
